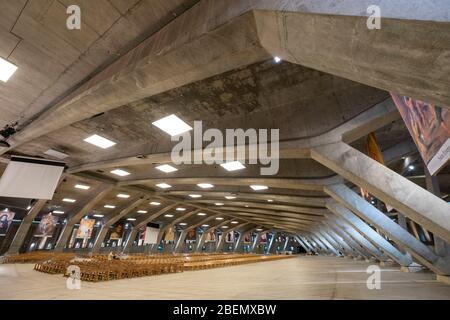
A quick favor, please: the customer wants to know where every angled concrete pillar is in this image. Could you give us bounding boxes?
[305,235,327,254]
[266,232,276,254]
[7,199,47,254]
[54,184,113,252]
[234,227,254,252]
[250,232,262,253]
[216,223,250,252]
[122,203,179,253]
[319,229,344,255]
[92,198,146,253]
[324,220,372,260]
[329,215,388,261]
[282,236,290,252]
[328,201,413,266]
[321,227,355,257]
[314,231,340,256]
[326,184,450,275]
[312,141,450,243]
[295,236,313,254]
[196,219,233,252]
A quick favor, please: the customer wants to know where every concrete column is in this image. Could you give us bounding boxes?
[324,220,372,260]
[234,227,255,252]
[54,184,113,252]
[122,227,138,253]
[282,236,290,252]
[266,232,276,254]
[327,201,413,266]
[7,200,47,254]
[314,231,340,256]
[305,235,327,254]
[92,198,146,253]
[250,232,262,253]
[216,223,250,252]
[326,184,450,275]
[311,141,450,243]
[319,229,344,254]
[329,215,388,261]
[321,227,355,257]
[294,236,313,254]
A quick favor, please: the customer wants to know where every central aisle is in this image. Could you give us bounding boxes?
[1,256,450,300]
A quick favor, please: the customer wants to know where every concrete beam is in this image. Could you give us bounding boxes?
[312,141,450,243]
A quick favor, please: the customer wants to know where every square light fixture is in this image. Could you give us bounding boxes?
[197,212,207,216]
[127,218,136,221]
[150,202,161,206]
[0,57,18,82]
[93,214,104,218]
[197,183,213,189]
[189,194,202,198]
[176,207,186,211]
[104,205,116,209]
[137,210,148,214]
[164,214,174,218]
[214,203,224,206]
[155,164,178,173]
[75,184,90,190]
[152,114,193,136]
[84,134,116,149]
[62,198,76,203]
[53,210,65,214]
[44,149,69,160]
[220,161,245,172]
[156,183,172,189]
[110,169,130,177]
[215,217,224,220]
[116,193,130,198]
[225,196,236,200]
[250,185,268,191]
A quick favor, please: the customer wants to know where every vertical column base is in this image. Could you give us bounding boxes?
[379,261,398,267]
[401,263,425,273]
[436,275,450,285]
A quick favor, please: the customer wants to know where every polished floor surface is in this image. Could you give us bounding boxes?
[1,256,450,300]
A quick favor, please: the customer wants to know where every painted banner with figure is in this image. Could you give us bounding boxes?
[35,213,58,237]
[186,229,197,242]
[205,231,216,242]
[0,210,15,236]
[391,94,450,175]
[76,219,95,239]
[243,233,252,243]
[109,223,124,240]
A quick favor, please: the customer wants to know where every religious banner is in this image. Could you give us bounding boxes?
[164,226,175,243]
[226,232,234,243]
[186,229,197,242]
[391,94,450,174]
[0,210,15,236]
[260,233,267,243]
[205,231,216,242]
[35,213,57,237]
[243,233,252,243]
[110,223,124,240]
[144,226,159,244]
[76,219,95,239]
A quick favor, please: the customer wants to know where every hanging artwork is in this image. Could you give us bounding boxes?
[0,210,15,236]
[110,223,124,240]
[35,213,58,237]
[391,94,450,174]
[164,226,175,243]
[76,219,95,239]
[205,231,216,242]
[260,233,267,243]
[186,229,197,242]
[226,232,234,243]
[144,226,159,244]
[243,233,252,243]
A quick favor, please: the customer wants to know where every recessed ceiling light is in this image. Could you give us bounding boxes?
[150,202,161,206]
[53,210,65,214]
[408,165,415,170]
[137,210,148,214]
[220,161,246,172]
[26,206,32,210]
[62,198,76,203]
[231,221,239,224]
[75,184,90,190]
[84,134,116,149]
[267,199,274,202]
[176,207,186,211]
[179,223,187,226]
[117,193,130,198]
[164,214,174,218]
[197,183,213,189]
[250,185,268,191]
[152,114,193,136]
[93,214,104,218]
[44,149,69,160]
[156,183,172,189]
[127,218,136,221]
[201,224,209,227]
[214,203,224,206]
[155,164,178,173]
[256,228,263,232]
[110,169,130,177]
[274,56,282,63]
[189,194,202,198]
[225,196,236,200]
[104,205,116,209]
[0,57,18,82]
[222,226,229,229]
[197,212,207,216]
[215,217,224,220]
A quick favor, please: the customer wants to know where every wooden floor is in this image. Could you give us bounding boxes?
[1,256,450,300]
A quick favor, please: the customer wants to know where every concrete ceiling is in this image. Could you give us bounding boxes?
[0,0,449,234]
